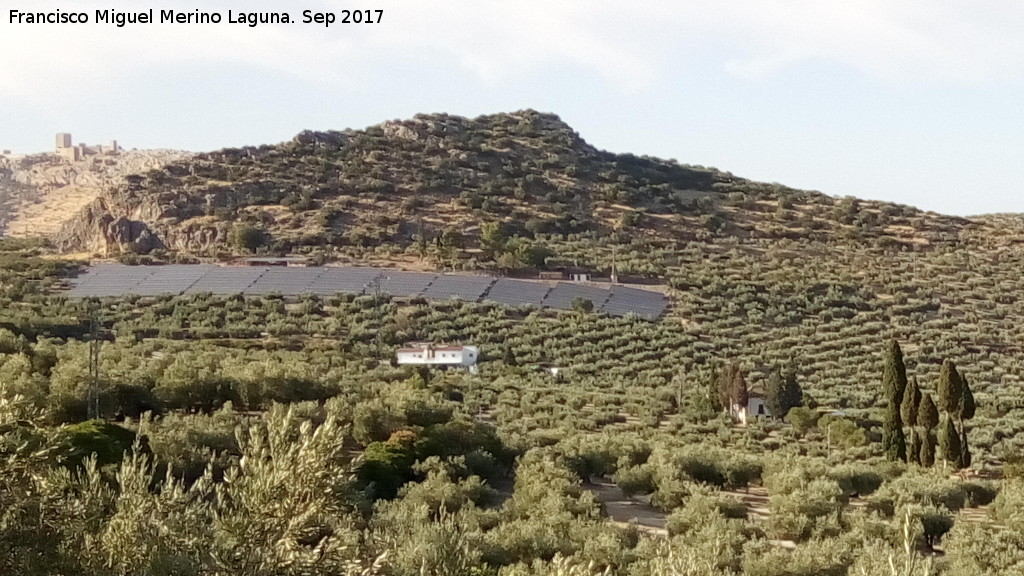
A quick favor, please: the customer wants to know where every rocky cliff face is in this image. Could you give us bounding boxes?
[0,149,191,244]
[52,178,230,255]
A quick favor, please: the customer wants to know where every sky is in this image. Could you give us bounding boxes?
[3,0,1024,216]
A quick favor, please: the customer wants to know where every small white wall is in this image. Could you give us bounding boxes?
[748,397,768,419]
[396,346,479,369]
[731,397,769,426]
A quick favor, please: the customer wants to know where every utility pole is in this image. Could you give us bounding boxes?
[86,300,101,420]
[611,241,619,284]
[370,273,388,360]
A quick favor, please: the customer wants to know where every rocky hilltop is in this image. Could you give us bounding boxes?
[0,148,191,241]
[32,110,977,279]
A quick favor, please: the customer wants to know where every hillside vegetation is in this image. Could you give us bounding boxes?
[43,111,1024,452]
[4,112,1024,574]
[54,110,963,270]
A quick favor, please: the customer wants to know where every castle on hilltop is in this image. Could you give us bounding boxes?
[55,133,119,162]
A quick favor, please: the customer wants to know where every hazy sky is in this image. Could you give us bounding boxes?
[3,0,1024,216]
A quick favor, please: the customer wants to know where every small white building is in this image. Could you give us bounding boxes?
[396,344,479,374]
[731,392,769,426]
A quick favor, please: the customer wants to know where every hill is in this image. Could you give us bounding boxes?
[50,110,966,272]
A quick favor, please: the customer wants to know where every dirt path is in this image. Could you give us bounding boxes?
[588,478,668,536]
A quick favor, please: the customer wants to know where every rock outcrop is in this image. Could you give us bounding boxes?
[0,149,191,240]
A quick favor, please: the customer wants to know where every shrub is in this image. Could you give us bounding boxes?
[56,420,137,468]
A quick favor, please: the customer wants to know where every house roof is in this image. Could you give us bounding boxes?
[397,344,475,353]
[241,257,312,263]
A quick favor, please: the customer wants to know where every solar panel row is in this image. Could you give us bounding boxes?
[66,266,667,318]
[483,278,551,307]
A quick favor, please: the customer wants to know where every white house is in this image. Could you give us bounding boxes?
[731,391,769,426]
[396,344,479,374]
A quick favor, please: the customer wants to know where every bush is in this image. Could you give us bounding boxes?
[228,224,268,251]
[786,407,820,437]
[56,420,137,468]
[871,470,966,515]
[614,464,656,496]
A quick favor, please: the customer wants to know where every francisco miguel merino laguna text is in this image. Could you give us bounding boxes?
[8,9,383,27]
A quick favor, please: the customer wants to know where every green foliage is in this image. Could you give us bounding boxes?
[819,414,867,449]
[2,205,1023,575]
[353,400,401,445]
[901,376,921,435]
[665,486,747,536]
[785,406,819,437]
[881,340,907,462]
[716,362,747,414]
[960,378,976,421]
[765,478,843,541]
[228,223,268,251]
[937,359,963,417]
[359,436,418,501]
[917,393,939,430]
[938,414,962,469]
[56,419,136,468]
[872,469,967,513]
[570,297,594,314]
[919,430,936,468]
[764,365,802,419]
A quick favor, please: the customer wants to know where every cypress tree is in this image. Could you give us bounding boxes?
[917,393,939,431]
[901,376,921,464]
[901,376,921,431]
[881,340,907,462]
[765,368,785,417]
[716,363,734,412]
[765,365,803,418]
[706,368,723,412]
[958,426,972,469]
[907,428,922,466]
[957,374,976,469]
[919,431,936,467]
[917,393,940,468]
[783,365,803,413]
[959,375,976,421]
[731,366,749,409]
[937,359,963,416]
[938,415,962,468]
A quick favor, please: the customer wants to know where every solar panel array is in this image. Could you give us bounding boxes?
[602,285,668,320]
[66,265,668,319]
[378,271,438,297]
[132,265,217,296]
[541,284,612,311]
[184,267,265,295]
[422,275,497,301]
[484,278,551,307]
[244,267,325,295]
[67,264,157,297]
[308,267,380,295]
